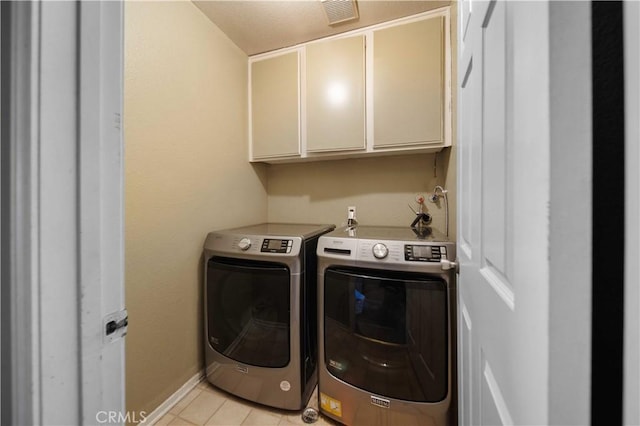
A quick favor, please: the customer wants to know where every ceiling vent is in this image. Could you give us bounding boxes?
[321,0,359,26]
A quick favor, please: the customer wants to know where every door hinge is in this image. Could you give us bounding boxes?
[103,309,128,344]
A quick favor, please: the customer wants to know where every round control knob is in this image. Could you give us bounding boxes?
[238,238,252,251]
[372,243,389,259]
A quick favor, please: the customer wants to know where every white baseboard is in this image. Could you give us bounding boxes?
[144,370,205,425]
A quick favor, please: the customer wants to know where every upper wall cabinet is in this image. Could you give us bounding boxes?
[373,17,444,148]
[306,35,366,153]
[249,8,451,163]
[250,51,300,160]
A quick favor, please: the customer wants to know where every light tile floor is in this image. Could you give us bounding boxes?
[155,381,340,426]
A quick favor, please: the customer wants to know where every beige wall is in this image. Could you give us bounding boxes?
[267,153,456,239]
[124,0,267,415]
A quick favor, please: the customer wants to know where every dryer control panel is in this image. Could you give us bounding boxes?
[405,244,448,262]
[261,238,293,253]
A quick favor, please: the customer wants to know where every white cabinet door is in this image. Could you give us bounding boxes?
[373,16,443,148]
[306,35,365,152]
[251,51,300,159]
[249,10,451,164]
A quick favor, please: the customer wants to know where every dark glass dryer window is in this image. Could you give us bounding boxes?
[207,256,290,368]
[324,267,448,402]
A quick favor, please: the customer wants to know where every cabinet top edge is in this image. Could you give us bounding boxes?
[248,6,450,62]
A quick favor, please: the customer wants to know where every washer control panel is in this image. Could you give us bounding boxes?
[405,244,448,262]
[261,238,293,254]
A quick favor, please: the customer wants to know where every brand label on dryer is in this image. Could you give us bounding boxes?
[235,365,248,374]
[280,381,291,391]
[371,396,390,409]
[320,392,342,418]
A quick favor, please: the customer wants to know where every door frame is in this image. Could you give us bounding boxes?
[624,0,640,423]
[2,1,41,422]
[2,1,125,424]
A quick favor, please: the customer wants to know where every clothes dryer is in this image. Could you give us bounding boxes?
[203,223,334,410]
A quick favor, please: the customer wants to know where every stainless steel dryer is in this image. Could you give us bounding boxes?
[317,226,457,426]
[203,223,334,410]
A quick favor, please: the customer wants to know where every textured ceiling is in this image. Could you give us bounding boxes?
[193,0,450,56]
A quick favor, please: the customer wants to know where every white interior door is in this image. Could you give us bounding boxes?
[458,3,541,424]
[456,1,588,424]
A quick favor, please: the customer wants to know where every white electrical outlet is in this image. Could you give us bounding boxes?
[347,206,357,227]
[348,206,356,219]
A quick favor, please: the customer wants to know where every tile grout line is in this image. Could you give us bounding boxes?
[201,397,243,426]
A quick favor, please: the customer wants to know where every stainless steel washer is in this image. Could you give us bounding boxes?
[203,223,334,410]
[317,226,457,426]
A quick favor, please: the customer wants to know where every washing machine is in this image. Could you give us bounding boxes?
[203,223,334,410]
[317,226,457,426]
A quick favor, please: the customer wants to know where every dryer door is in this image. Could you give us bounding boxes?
[207,256,290,367]
[323,267,448,402]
